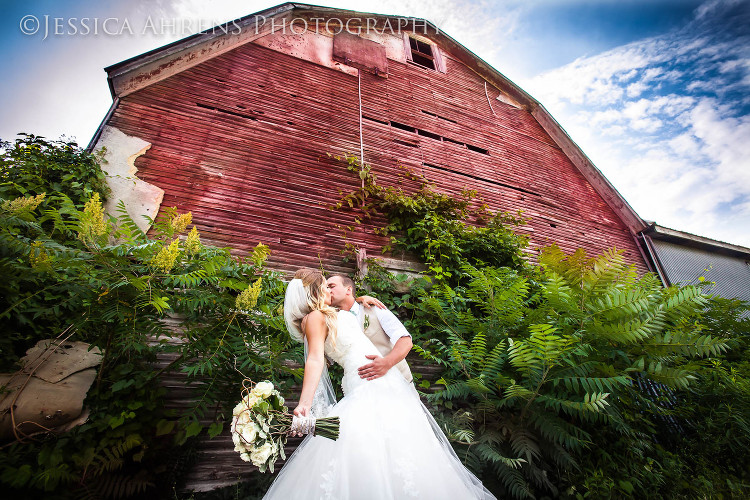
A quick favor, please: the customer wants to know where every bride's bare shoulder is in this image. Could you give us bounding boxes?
[301,310,326,333]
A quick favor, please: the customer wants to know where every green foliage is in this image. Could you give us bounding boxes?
[329,153,529,284]
[0,138,295,498]
[0,133,110,207]
[402,251,740,498]
[329,155,749,499]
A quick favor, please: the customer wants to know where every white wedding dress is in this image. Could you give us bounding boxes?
[263,310,496,499]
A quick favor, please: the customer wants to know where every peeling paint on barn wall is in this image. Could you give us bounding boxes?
[91,125,163,233]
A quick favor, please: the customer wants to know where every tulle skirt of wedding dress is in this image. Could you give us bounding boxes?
[262,369,496,499]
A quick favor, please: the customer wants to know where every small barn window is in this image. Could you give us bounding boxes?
[409,37,435,69]
[404,35,445,73]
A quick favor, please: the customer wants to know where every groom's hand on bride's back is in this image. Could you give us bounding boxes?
[358,354,393,380]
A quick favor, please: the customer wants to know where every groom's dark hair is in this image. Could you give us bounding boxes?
[330,274,355,294]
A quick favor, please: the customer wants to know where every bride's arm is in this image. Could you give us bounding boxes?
[293,310,327,417]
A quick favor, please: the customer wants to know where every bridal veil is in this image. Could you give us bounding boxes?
[283,278,337,417]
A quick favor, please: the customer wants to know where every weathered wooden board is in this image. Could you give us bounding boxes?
[107,39,647,275]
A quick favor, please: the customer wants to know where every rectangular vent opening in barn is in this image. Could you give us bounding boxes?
[408,37,436,70]
[421,110,457,123]
[394,139,419,148]
[196,102,257,121]
[363,115,390,125]
[417,128,442,141]
[391,121,417,133]
[467,144,490,155]
[423,162,540,197]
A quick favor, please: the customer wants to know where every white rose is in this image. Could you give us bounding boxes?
[244,394,260,408]
[237,411,251,425]
[232,431,242,448]
[232,401,246,416]
[240,452,252,462]
[240,423,259,444]
[253,381,274,398]
[250,441,274,467]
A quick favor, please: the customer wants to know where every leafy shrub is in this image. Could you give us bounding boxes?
[0,133,110,207]
[330,153,529,284]
[0,138,296,498]
[412,249,729,498]
[330,154,750,499]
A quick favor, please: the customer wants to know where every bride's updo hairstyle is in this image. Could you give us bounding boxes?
[286,268,338,345]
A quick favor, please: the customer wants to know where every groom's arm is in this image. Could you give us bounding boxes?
[358,306,413,380]
[359,336,413,380]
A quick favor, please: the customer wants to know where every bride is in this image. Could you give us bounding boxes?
[263,268,496,499]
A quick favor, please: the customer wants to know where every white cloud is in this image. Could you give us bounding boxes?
[626,81,648,98]
[689,98,750,187]
[590,108,623,126]
[524,45,655,107]
[522,0,750,246]
[668,132,703,158]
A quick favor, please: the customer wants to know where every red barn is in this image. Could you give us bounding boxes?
[88,3,653,276]
[85,4,663,489]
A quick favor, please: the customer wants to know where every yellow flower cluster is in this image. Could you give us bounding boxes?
[185,226,201,255]
[1,193,46,214]
[236,277,262,311]
[151,238,180,273]
[29,241,50,269]
[78,193,108,243]
[171,211,192,234]
[250,242,271,266]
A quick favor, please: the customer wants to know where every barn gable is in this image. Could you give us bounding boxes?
[89,2,652,274]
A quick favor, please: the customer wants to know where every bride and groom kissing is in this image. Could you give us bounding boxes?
[263,268,496,499]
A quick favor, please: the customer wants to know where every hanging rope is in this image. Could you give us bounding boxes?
[358,70,365,188]
[485,81,497,117]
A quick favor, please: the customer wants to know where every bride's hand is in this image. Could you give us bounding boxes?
[293,404,310,418]
[356,295,386,309]
[290,404,310,437]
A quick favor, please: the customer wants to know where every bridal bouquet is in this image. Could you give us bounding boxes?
[230,380,340,472]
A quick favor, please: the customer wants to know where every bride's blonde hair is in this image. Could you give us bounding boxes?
[293,268,338,345]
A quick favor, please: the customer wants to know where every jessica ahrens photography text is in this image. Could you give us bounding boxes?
[19,14,438,40]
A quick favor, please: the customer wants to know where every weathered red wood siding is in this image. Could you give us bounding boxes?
[107,33,650,491]
[107,39,648,273]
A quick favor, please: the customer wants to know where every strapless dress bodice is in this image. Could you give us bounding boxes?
[325,310,399,394]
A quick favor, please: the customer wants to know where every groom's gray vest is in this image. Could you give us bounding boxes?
[359,305,413,383]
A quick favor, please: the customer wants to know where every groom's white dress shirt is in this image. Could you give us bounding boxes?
[349,302,411,344]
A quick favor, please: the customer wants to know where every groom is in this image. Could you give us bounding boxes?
[326,275,414,384]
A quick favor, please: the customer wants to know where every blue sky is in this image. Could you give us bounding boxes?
[1,0,749,246]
